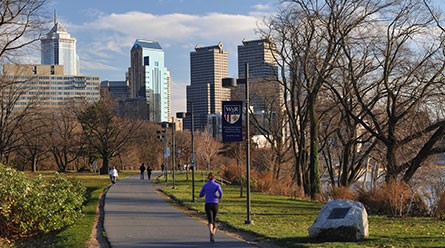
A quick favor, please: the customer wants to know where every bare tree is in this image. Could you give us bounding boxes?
[15,111,50,172]
[328,0,445,183]
[0,68,41,164]
[262,0,390,198]
[244,79,293,180]
[44,108,83,172]
[195,130,222,172]
[0,0,48,63]
[0,0,48,166]
[76,98,142,174]
[319,95,377,187]
[220,142,246,197]
[132,121,163,169]
[174,130,191,177]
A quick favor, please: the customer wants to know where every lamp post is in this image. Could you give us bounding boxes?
[161,123,171,182]
[156,128,167,181]
[171,117,176,189]
[222,63,252,224]
[176,102,195,202]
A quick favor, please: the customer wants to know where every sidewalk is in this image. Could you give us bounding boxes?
[104,173,255,247]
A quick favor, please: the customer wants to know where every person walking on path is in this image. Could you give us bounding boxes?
[199,172,223,243]
[147,165,153,180]
[139,163,146,180]
[109,166,118,185]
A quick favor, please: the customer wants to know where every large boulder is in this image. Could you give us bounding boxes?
[308,199,368,241]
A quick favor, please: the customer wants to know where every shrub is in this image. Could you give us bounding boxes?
[0,165,86,240]
[0,166,31,238]
[330,186,357,201]
[219,163,300,197]
[356,180,429,217]
[381,180,412,216]
[435,191,445,219]
[219,163,245,185]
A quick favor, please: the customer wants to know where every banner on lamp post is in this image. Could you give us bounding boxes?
[222,101,243,142]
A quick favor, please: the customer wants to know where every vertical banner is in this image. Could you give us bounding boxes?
[222,101,243,142]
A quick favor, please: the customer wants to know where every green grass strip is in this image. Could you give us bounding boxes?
[160,171,445,248]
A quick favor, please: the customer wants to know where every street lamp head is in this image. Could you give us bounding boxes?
[161,122,170,128]
[222,78,237,88]
[176,112,187,119]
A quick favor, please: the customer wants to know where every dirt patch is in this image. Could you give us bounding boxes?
[87,185,111,248]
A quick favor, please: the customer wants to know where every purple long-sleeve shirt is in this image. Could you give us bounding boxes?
[199,180,223,203]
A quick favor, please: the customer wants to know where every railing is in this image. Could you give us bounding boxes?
[216,177,232,185]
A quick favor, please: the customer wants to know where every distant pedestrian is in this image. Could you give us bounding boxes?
[161,164,165,172]
[139,163,146,180]
[147,166,152,180]
[199,172,223,243]
[109,166,118,185]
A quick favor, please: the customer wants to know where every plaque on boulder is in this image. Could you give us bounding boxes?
[308,200,368,242]
[328,207,350,219]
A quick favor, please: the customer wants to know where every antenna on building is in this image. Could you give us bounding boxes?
[54,9,57,25]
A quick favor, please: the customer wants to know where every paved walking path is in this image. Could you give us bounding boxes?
[104,173,255,247]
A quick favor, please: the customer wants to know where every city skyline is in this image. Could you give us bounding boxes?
[45,0,277,115]
[41,0,445,115]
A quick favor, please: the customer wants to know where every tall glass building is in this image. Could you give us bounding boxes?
[128,40,171,123]
[41,19,80,76]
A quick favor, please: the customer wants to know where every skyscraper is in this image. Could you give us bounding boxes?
[128,39,170,123]
[185,42,231,132]
[238,38,278,80]
[41,17,80,75]
[236,38,280,113]
[235,38,284,142]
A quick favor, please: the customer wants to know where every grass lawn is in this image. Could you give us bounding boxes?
[160,171,445,248]
[13,171,135,248]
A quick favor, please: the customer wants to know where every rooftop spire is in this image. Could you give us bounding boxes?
[54,9,57,25]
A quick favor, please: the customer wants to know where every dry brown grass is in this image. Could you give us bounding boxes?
[330,186,357,200]
[219,165,301,198]
[435,191,445,219]
[253,172,297,196]
[356,180,429,216]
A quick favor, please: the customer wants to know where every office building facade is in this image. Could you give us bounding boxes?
[185,42,231,133]
[238,38,278,80]
[100,80,129,101]
[41,19,80,75]
[2,64,100,109]
[236,38,284,140]
[236,38,281,113]
[128,40,170,123]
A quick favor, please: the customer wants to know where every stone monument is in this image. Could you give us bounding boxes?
[308,199,368,241]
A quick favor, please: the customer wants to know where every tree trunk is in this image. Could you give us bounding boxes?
[340,142,351,186]
[101,157,109,175]
[309,97,321,199]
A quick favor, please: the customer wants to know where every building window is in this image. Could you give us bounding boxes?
[144,56,149,66]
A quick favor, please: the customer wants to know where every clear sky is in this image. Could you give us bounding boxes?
[47,0,276,114]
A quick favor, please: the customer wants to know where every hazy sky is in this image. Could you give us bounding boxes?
[47,0,275,114]
[46,0,444,114]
